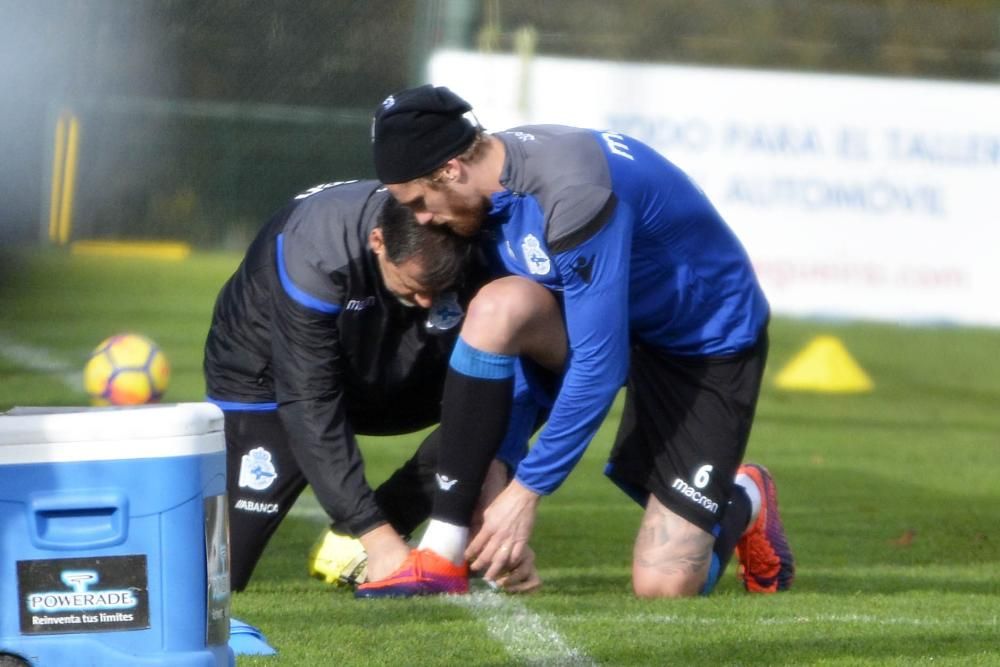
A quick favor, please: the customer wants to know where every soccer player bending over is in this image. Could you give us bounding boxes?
[204,181,540,596]
[356,86,794,598]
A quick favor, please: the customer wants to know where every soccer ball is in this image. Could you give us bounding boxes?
[83,333,170,406]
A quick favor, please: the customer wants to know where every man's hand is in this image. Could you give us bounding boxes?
[491,543,542,593]
[466,479,541,582]
[359,523,411,581]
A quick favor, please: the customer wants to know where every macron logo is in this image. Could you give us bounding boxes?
[571,255,594,284]
[435,473,459,491]
[671,477,720,514]
[601,131,634,160]
[346,296,375,312]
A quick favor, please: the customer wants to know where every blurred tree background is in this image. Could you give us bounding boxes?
[1,0,997,247]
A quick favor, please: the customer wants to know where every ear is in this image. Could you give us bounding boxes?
[441,159,462,183]
[368,227,385,255]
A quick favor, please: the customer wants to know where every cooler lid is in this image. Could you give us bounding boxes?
[0,402,225,463]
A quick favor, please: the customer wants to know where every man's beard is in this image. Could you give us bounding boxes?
[443,194,489,237]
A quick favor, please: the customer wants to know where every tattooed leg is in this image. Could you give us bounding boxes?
[632,494,714,598]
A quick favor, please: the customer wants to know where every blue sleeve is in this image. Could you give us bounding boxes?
[513,205,632,494]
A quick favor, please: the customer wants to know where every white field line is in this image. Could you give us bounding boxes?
[0,332,82,392]
[292,492,598,666]
[630,612,999,628]
[448,593,599,667]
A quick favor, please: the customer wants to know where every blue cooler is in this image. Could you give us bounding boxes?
[0,403,234,667]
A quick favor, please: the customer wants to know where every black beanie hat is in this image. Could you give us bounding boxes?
[371,85,478,184]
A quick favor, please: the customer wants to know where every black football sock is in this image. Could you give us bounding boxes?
[430,337,515,527]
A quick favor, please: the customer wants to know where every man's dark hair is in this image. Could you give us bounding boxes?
[378,196,472,293]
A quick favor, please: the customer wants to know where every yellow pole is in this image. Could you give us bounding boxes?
[56,114,81,245]
[48,113,68,243]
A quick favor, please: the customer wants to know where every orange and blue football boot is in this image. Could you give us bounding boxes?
[354,548,469,598]
[735,463,795,593]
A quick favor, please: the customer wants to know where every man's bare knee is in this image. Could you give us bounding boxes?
[632,571,702,599]
[461,277,565,365]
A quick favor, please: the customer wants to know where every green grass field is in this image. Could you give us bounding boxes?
[1,248,998,666]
